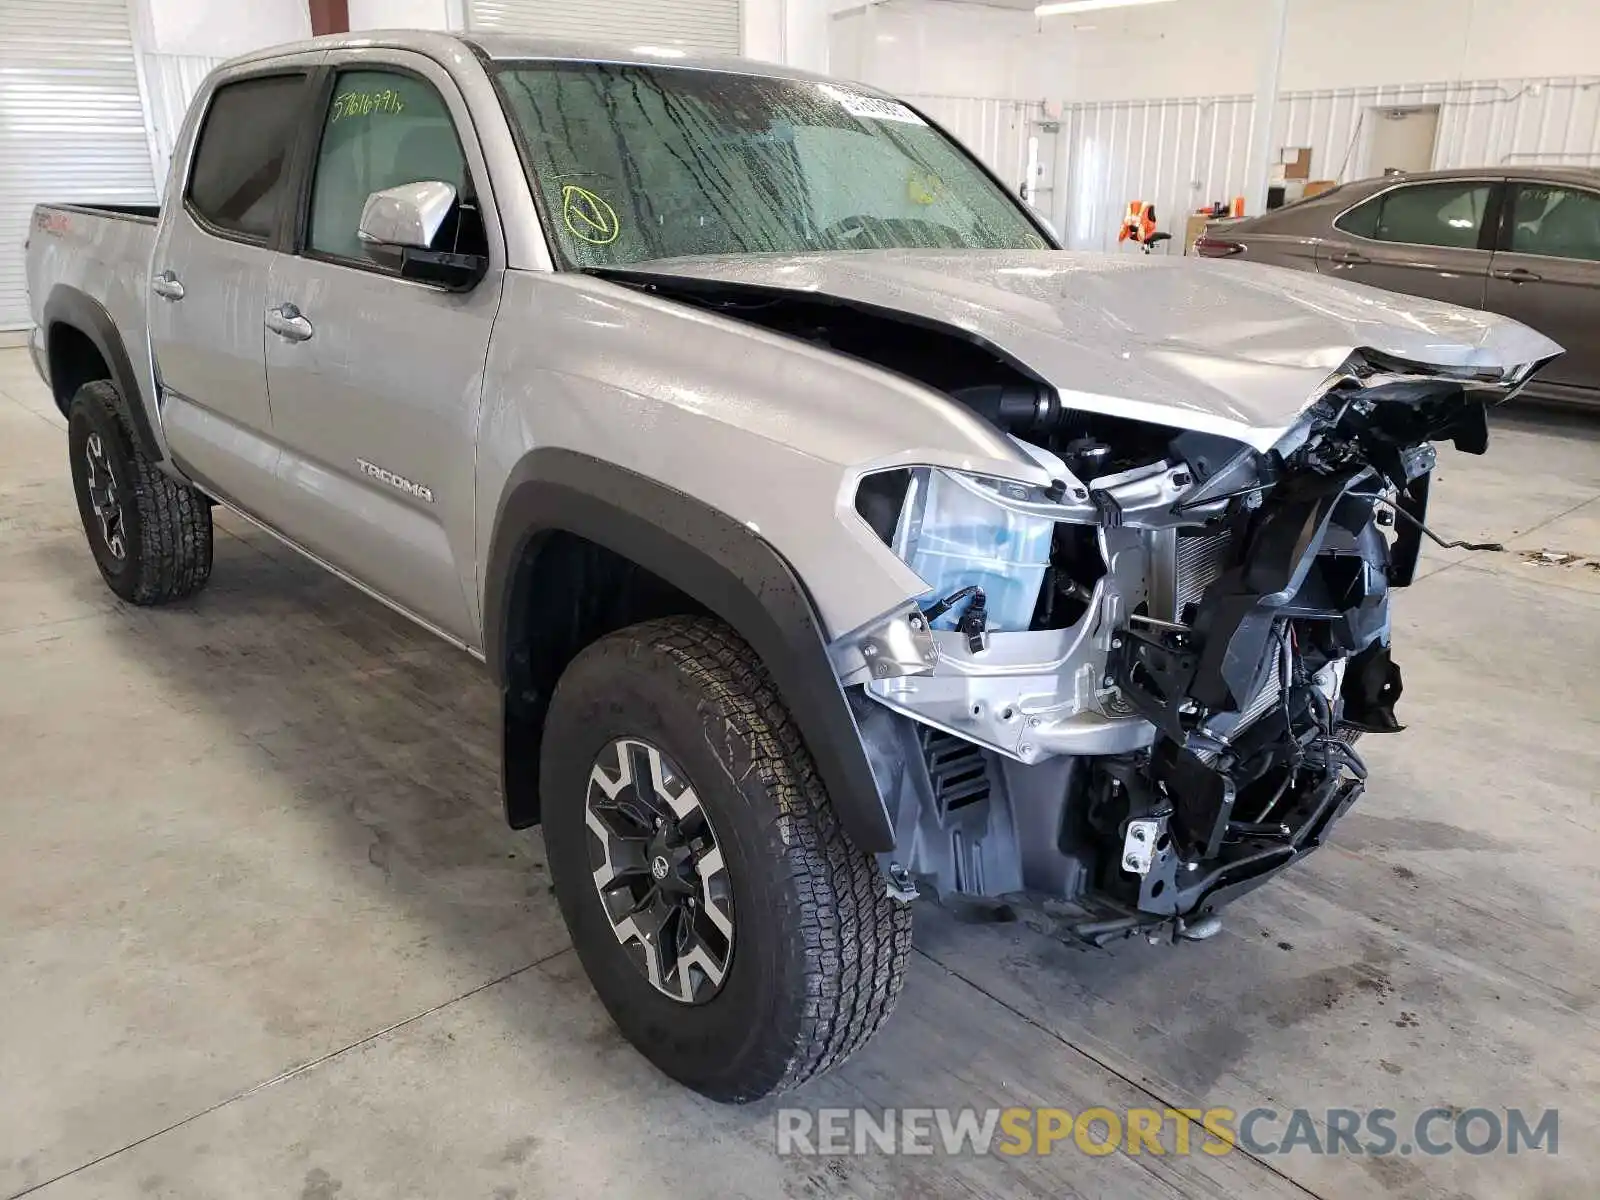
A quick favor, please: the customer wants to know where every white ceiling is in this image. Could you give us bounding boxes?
[913,0,1044,10]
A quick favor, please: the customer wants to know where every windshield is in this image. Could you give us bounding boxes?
[494,63,1048,267]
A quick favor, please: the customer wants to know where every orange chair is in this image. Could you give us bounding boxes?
[1117,201,1172,253]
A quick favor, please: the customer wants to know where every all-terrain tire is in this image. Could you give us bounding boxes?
[541,615,912,1103]
[67,380,212,605]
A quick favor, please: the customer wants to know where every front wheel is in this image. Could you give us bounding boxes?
[541,616,911,1102]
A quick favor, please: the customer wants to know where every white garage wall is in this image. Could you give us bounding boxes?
[348,0,464,30]
[0,0,158,331]
[837,0,1600,103]
[832,0,1600,249]
[133,0,312,191]
[1061,76,1600,251]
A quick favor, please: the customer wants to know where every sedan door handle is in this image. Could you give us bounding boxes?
[1493,267,1543,284]
[1330,250,1370,266]
[265,303,314,343]
[151,271,185,301]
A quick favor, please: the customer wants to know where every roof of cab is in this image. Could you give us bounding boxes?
[221,28,842,88]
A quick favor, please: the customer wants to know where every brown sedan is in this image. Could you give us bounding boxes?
[1197,167,1600,408]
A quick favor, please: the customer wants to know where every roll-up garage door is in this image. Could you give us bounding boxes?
[468,0,742,58]
[0,0,157,330]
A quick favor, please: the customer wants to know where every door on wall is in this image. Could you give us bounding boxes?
[1364,107,1439,177]
[0,0,156,330]
[467,0,741,55]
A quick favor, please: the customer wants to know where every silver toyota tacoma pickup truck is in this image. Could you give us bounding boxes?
[27,31,1559,1102]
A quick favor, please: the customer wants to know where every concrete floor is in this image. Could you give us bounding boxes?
[1,345,1596,1200]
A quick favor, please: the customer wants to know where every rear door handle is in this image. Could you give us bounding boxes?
[266,302,314,343]
[1493,267,1543,284]
[1330,250,1370,266]
[151,271,185,301]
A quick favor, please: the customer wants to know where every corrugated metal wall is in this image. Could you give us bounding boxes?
[140,54,225,194]
[0,0,157,330]
[904,95,1044,199]
[1060,75,1600,252]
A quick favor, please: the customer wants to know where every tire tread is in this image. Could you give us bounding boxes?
[71,381,212,605]
[628,615,911,1099]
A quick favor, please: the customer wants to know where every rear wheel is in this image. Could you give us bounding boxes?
[541,615,912,1102]
[67,380,212,605]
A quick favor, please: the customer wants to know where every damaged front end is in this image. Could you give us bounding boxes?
[840,353,1531,944]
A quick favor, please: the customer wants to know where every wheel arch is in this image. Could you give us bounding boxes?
[42,285,162,461]
[484,449,894,853]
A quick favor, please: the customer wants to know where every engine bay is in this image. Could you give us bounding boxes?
[608,267,1523,942]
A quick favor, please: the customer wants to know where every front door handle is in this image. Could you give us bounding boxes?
[266,302,314,343]
[151,270,185,301]
[1330,249,1370,266]
[1493,267,1543,284]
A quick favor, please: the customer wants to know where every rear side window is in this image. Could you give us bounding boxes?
[187,74,307,241]
[1334,195,1381,239]
[1335,181,1490,249]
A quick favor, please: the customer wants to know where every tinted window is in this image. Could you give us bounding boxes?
[1370,182,1490,248]
[307,70,469,262]
[1334,194,1381,239]
[496,64,1045,268]
[188,75,306,240]
[1509,183,1600,261]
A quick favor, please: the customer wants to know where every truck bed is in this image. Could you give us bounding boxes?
[26,201,161,416]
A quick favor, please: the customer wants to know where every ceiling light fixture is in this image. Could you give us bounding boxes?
[1035,0,1178,16]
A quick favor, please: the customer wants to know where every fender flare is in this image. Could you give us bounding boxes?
[42,285,163,461]
[484,448,895,854]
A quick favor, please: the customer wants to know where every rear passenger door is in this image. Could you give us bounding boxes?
[148,67,315,516]
[1320,179,1498,310]
[1484,181,1600,392]
[263,50,504,645]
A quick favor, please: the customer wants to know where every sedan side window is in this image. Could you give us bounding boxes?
[1509,184,1600,262]
[1334,195,1381,240]
[1367,182,1491,249]
[306,69,477,265]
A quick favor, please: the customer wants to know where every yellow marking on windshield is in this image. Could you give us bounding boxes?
[562,185,621,245]
[908,170,943,205]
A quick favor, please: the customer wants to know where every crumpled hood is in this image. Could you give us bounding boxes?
[619,249,1562,451]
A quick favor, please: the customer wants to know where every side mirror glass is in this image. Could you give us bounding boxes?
[358,180,487,291]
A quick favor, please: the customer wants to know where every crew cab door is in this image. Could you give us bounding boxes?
[147,67,316,516]
[1319,178,1498,310]
[263,51,504,645]
[1484,180,1600,394]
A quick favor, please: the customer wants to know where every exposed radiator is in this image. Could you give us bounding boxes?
[1174,530,1234,622]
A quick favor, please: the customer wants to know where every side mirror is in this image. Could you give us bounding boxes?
[358,180,487,290]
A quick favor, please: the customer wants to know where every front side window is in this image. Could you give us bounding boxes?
[1509,183,1600,261]
[495,64,1047,268]
[1336,181,1490,249]
[187,74,307,240]
[307,69,469,262]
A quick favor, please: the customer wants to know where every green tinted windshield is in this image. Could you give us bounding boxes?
[495,63,1047,267]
